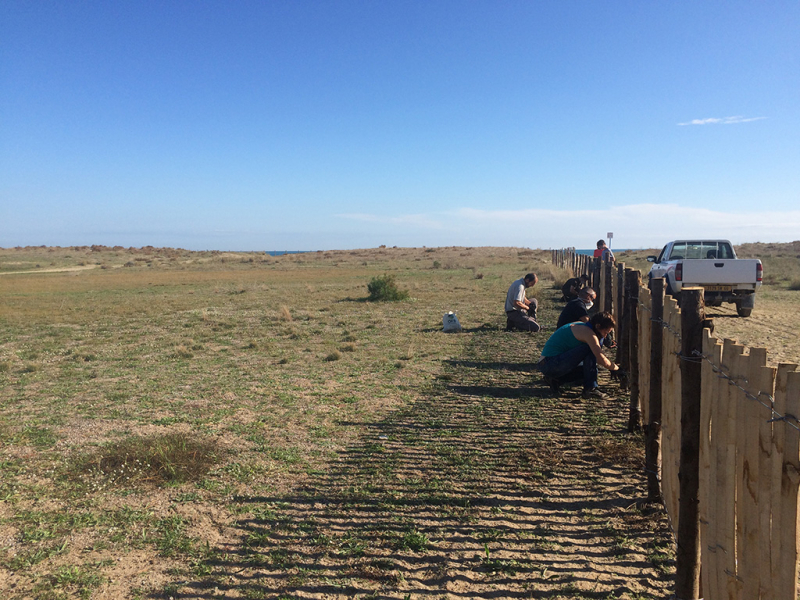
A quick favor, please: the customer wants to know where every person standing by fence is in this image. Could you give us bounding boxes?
[504,273,541,332]
[537,311,620,399]
[594,239,615,262]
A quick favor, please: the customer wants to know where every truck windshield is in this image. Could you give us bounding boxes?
[668,242,734,260]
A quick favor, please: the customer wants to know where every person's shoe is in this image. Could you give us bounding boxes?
[505,318,515,331]
[543,376,560,396]
[582,387,609,400]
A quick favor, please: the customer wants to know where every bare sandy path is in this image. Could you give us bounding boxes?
[0,265,99,275]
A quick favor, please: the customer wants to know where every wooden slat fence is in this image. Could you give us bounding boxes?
[638,287,652,425]
[552,249,800,599]
[660,292,683,536]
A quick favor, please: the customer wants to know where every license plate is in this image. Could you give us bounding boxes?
[704,285,732,292]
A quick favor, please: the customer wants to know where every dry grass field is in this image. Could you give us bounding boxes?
[1,243,798,600]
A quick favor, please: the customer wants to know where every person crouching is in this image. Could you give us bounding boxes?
[504,273,541,332]
[556,287,596,329]
[537,311,620,399]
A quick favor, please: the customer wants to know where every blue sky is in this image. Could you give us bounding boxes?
[2,1,798,251]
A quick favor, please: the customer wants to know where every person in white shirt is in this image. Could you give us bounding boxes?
[504,273,541,332]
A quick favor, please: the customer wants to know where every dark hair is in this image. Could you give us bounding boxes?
[589,311,615,331]
[524,273,537,283]
[580,274,589,281]
[596,239,606,248]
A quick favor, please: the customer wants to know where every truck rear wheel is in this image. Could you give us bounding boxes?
[735,294,755,318]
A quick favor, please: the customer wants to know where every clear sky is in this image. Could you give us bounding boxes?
[2,1,798,251]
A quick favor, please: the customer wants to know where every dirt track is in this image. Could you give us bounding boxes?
[0,265,98,275]
[200,325,675,599]
[704,290,800,366]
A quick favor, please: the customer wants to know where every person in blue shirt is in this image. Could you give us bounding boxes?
[537,311,619,399]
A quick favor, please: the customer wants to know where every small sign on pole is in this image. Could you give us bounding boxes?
[607,232,613,249]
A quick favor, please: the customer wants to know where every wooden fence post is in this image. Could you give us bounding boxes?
[646,278,664,501]
[603,260,613,314]
[593,257,601,292]
[616,264,627,372]
[675,287,704,599]
[596,258,604,311]
[774,366,800,599]
[626,269,641,432]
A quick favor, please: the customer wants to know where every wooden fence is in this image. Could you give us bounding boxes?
[553,248,800,600]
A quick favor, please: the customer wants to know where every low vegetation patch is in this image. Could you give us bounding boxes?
[592,433,644,469]
[324,350,342,362]
[70,432,222,489]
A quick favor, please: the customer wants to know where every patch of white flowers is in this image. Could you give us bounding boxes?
[85,458,153,492]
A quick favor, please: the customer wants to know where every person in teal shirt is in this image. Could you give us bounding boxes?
[537,311,619,399]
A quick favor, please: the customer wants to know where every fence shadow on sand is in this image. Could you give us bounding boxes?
[176,328,675,599]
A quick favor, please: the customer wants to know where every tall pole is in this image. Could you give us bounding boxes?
[646,277,664,502]
[675,287,704,599]
[626,269,641,432]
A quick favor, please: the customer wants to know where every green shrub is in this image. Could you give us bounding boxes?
[367,274,409,301]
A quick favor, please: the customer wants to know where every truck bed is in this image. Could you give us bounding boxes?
[680,259,761,288]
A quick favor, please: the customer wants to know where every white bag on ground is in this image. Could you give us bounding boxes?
[442,311,462,333]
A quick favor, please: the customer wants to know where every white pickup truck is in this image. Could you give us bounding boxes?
[647,240,762,317]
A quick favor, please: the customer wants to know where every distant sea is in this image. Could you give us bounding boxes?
[265,249,637,257]
[575,248,633,256]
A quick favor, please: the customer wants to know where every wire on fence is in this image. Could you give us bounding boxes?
[690,349,800,433]
[633,294,800,431]
[676,353,703,363]
[636,298,682,342]
[563,256,800,433]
